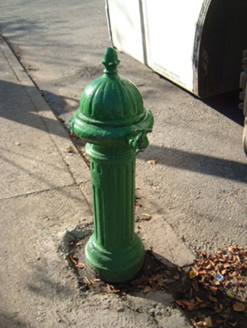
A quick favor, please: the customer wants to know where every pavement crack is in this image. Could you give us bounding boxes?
[0,183,77,201]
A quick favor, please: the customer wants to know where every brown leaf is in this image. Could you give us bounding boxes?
[192,280,199,292]
[65,146,74,153]
[205,262,214,270]
[204,317,212,327]
[148,160,156,165]
[176,300,186,308]
[76,262,85,269]
[223,280,231,288]
[215,320,224,324]
[198,270,207,275]
[209,286,218,294]
[233,302,245,312]
[181,299,193,307]
[194,321,207,326]
[221,269,228,275]
[143,286,152,294]
[187,304,196,311]
[208,294,218,303]
[91,278,101,282]
[214,304,223,313]
[189,267,199,279]
[195,296,203,304]
[83,276,92,285]
[223,263,231,269]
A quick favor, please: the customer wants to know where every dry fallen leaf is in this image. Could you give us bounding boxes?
[76,263,85,269]
[69,254,78,265]
[208,294,218,303]
[143,286,152,294]
[187,303,196,311]
[176,300,185,308]
[204,317,212,327]
[226,289,235,299]
[189,267,199,279]
[192,280,199,291]
[147,160,156,165]
[214,303,223,313]
[215,320,224,325]
[83,276,92,285]
[142,213,152,220]
[91,278,101,282]
[195,296,203,303]
[233,302,245,312]
[194,321,207,327]
[65,146,75,153]
[180,299,192,307]
[57,116,65,122]
[209,286,218,294]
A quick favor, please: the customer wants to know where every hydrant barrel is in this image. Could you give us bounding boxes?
[70,47,154,283]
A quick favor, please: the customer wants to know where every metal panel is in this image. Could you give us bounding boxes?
[106,0,247,97]
[106,0,145,63]
[142,0,204,92]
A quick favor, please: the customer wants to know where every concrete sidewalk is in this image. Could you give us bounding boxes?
[0,37,194,327]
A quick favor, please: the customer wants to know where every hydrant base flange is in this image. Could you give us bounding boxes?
[85,232,145,283]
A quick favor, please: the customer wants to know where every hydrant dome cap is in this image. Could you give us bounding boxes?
[76,47,147,127]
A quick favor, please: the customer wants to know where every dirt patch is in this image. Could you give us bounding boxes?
[69,235,180,296]
[68,236,247,328]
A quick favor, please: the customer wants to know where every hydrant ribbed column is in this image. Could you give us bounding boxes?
[70,47,154,283]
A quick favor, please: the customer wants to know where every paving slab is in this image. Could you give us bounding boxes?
[0,36,194,328]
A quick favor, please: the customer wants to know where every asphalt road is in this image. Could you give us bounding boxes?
[1,0,246,256]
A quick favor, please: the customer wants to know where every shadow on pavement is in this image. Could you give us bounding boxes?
[203,90,244,126]
[0,79,70,137]
[0,310,28,328]
[138,145,247,183]
[1,79,246,186]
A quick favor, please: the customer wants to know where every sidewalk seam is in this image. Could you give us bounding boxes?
[0,183,79,202]
[1,36,92,209]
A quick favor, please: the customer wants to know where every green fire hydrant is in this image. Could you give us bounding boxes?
[70,47,154,283]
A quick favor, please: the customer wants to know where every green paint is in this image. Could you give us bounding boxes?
[70,47,153,283]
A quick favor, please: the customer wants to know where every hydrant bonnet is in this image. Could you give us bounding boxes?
[70,47,153,149]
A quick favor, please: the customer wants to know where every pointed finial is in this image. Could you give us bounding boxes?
[102,47,120,75]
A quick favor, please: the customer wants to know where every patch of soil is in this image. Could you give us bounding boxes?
[69,235,181,296]
[69,240,247,328]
